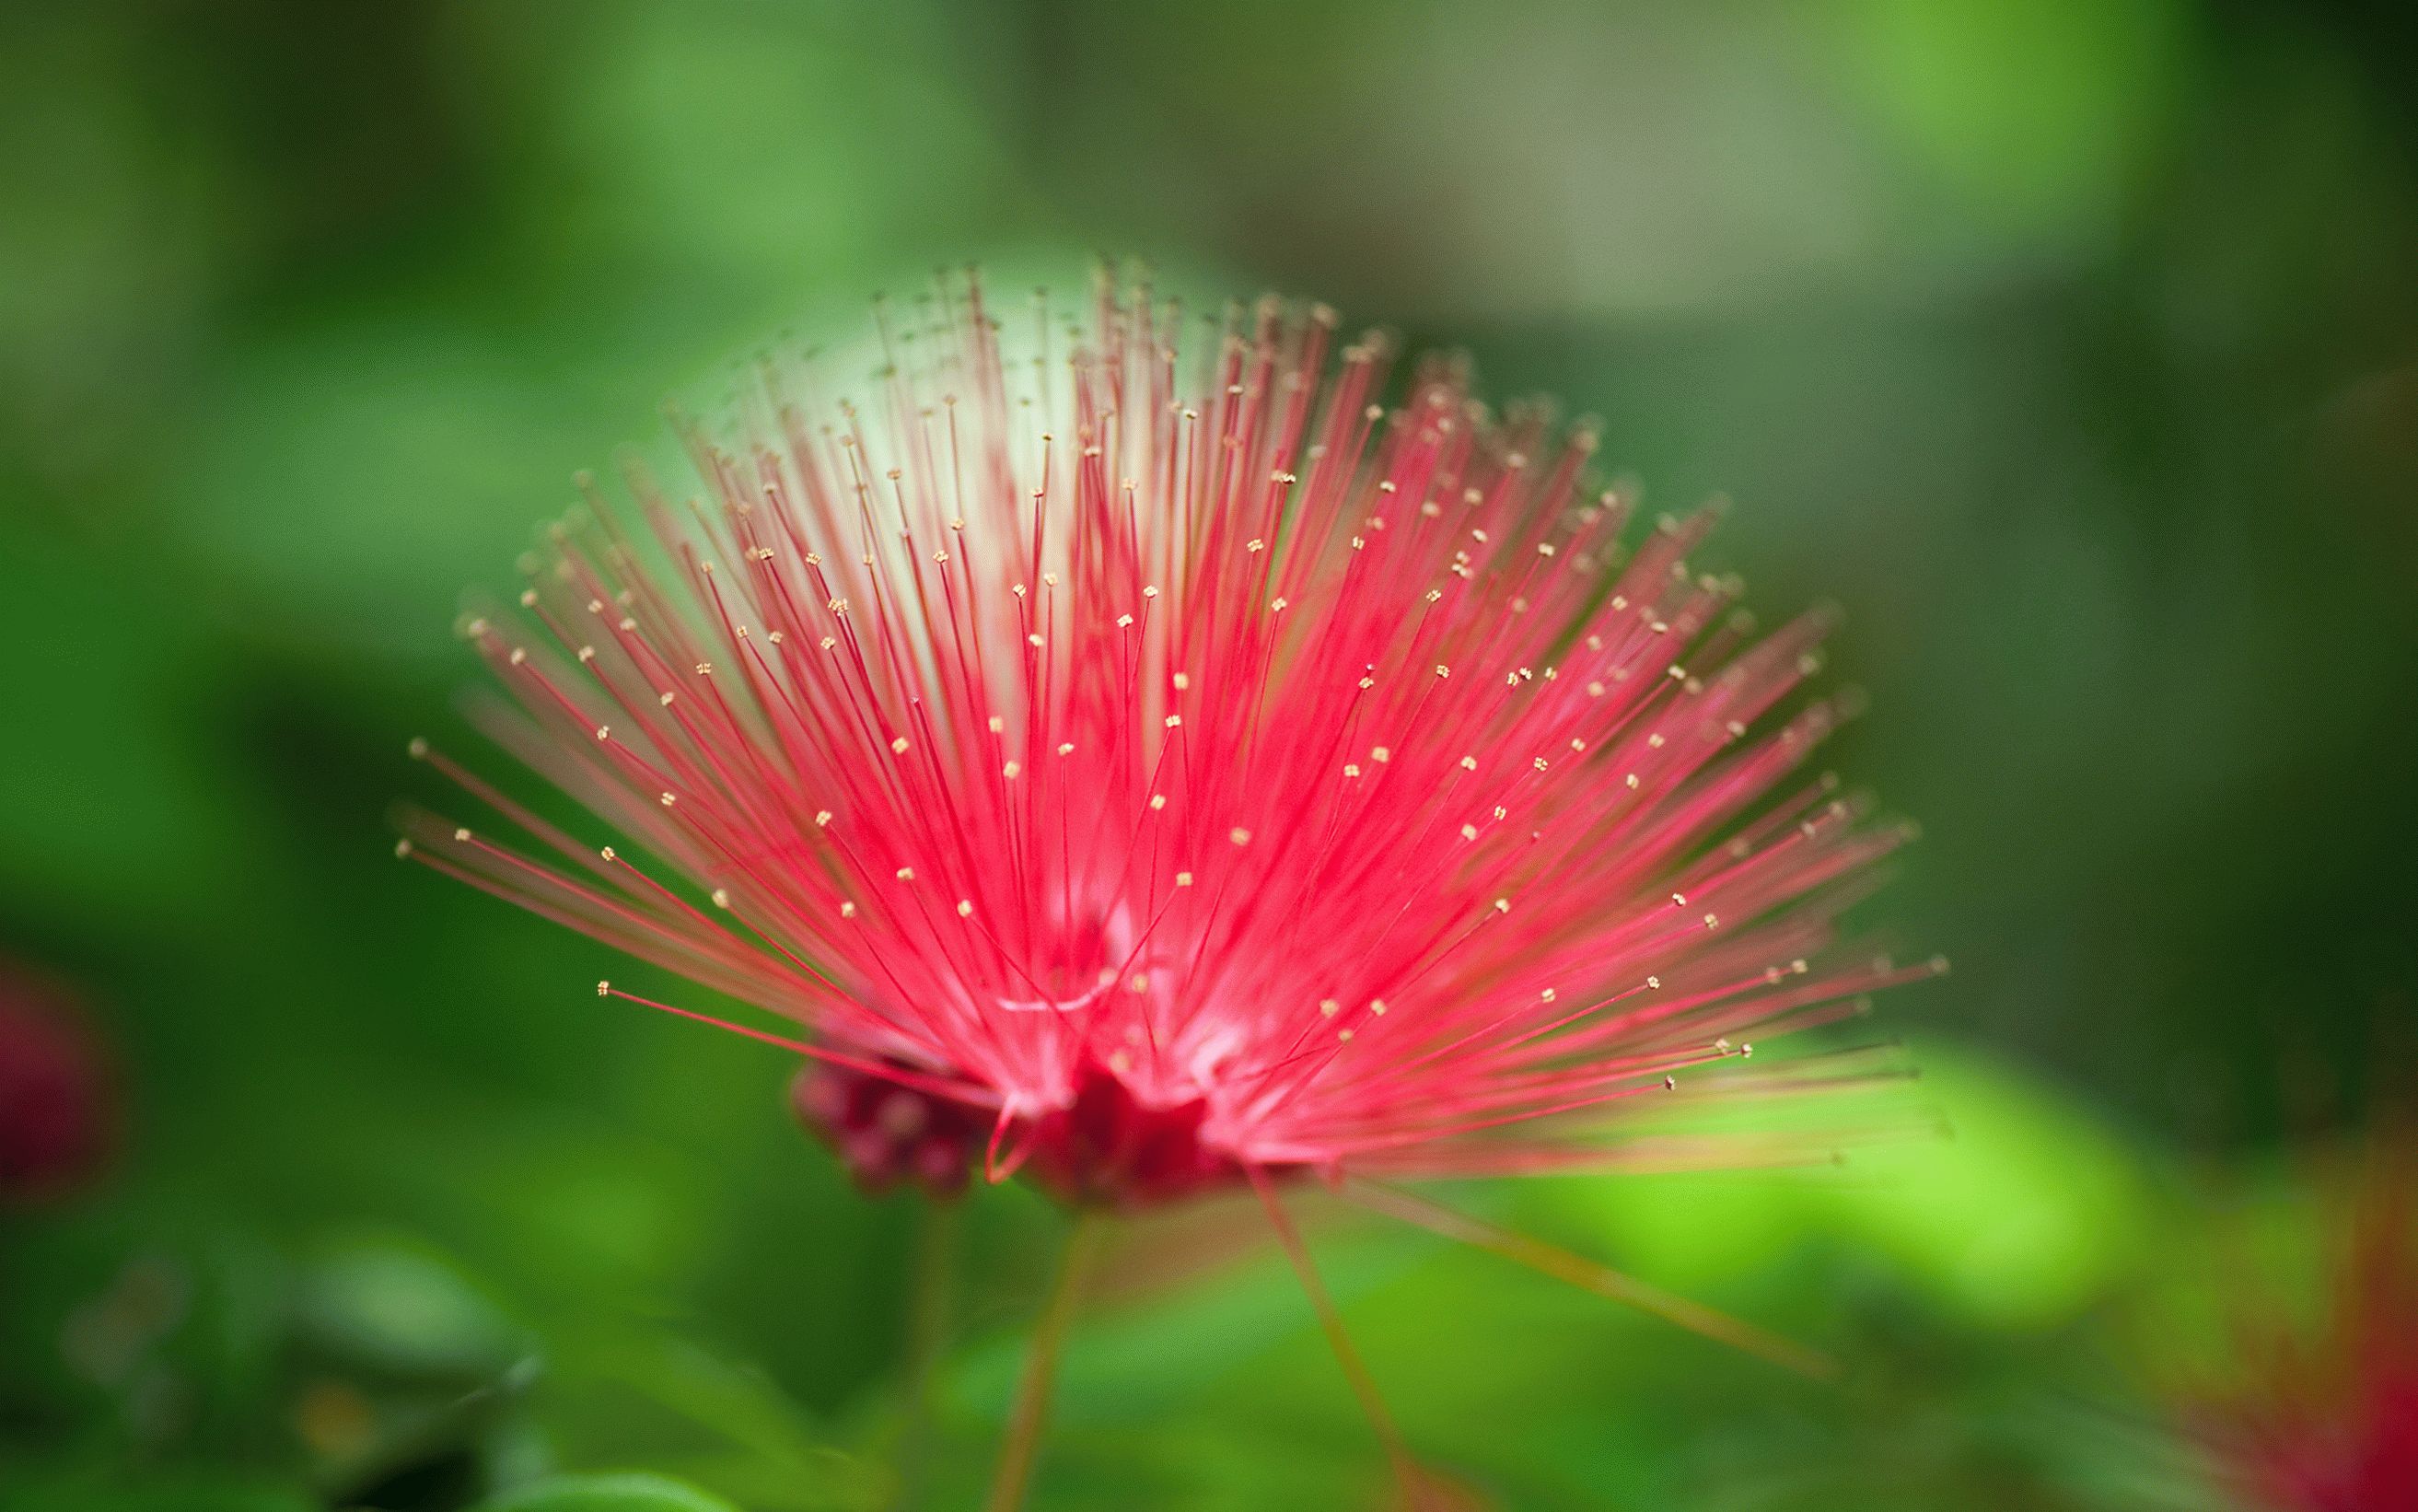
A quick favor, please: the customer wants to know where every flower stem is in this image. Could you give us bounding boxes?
[1341,1176,1836,1380]
[1250,1167,1426,1500]
[982,1206,1105,1512]
[891,1198,960,1510]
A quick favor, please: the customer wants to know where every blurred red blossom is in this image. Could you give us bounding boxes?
[2200,1140,2418,1512]
[0,965,115,1204]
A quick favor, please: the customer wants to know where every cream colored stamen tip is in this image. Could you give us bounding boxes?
[1337,1029,1354,1042]
[889,736,911,754]
[393,839,413,859]
[1343,763,1361,779]
[1459,755,1477,771]
[711,889,730,908]
[1003,761,1021,778]
[1372,746,1390,763]
[840,901,857,918]
[1663,1075,1677,1091]
[987,715,1005,733]
[596,980,611,996]
[1171,671,1189,690]
[1670,892,1687,907]
[1540,988,1556,1003]
[1493,897,1511,913]
[406,737,429,760]
[1929,954,1952,975]
[895,866,915,881]
[1645,975,1662,989]
[1174,870,1194,888]
[1229,828,1250,846]
[956,899,972,917]
[1369,998,1388,1016]
[1703,913,1719,928]
[659,792,677,807]
[595,726,611,741]
[814,809,833,827]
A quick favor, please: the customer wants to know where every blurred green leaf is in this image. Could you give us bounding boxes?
[1825,0,2189,232]
[477,1471,741,1512]
[298,1239,527,1378]
[0,1471,312,1512]
[948,1217,1430,1428]
[1813,1040,2154,1330]
[574,1333,858,1477]
[1545,1041,2152,1332]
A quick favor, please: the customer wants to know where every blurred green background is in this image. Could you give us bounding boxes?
[3,0,2413,1507]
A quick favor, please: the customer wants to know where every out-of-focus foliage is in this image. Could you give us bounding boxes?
[3,0,2413,1507]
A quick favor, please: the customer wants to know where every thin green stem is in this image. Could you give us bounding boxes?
[890,1198,960,1510]
[1341,1176,1836,1380]
[982,1206,1106,1512]
[1248,1167,1426,1501]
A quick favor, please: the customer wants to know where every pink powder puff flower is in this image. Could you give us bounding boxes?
[401,269,1938,1503]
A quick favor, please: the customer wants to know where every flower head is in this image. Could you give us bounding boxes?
[402,269,1932,1209]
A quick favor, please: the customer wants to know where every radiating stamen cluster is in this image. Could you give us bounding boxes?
[401,270,1935,1206]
